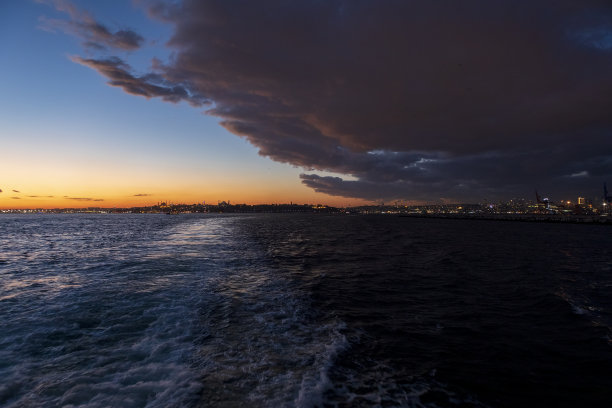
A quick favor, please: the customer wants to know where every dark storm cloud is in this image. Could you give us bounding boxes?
[39,0,144,51]
[302,147,612,201]
[76,0,612,200]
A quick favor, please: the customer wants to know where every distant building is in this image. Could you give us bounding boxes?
[578,197,585,205]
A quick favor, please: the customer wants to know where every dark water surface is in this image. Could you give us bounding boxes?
[1,214,610,407]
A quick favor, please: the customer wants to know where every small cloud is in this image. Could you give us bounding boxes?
[0,188,3,193]
[39,0,144,51]
[26,195,55,198]
[133,193,152,197]
[11,197,20,200]
[82,40,106,50]
[12,190,20,193]
[65,197,104,201]
[568,170,589,178]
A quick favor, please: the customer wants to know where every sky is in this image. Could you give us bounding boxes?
[1,0,611,209]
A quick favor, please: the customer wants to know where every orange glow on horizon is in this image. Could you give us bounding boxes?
[0,171,371,209]
[0,139,372,209]
[0,192,371,209]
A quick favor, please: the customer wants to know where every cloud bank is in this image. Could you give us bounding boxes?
[61,0,612,201]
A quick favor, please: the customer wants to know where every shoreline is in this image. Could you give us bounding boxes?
[398,213,612,225]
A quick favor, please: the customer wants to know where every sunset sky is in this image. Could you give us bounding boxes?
[1,1,611,208]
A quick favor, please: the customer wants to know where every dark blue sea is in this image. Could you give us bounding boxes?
[1,214,610,407]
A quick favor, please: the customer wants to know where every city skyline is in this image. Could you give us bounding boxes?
[2,1,612,208]
[0,184,608,210]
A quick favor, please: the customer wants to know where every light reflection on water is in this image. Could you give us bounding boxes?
[0,214,345,407]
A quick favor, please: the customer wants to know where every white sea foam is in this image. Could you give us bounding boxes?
[294,324,348,408]
[2,286,205,407]
[1,215,353,407]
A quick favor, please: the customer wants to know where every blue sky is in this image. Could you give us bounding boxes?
[0,1,353,208]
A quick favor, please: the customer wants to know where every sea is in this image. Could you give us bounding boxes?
[0,213,610,407]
